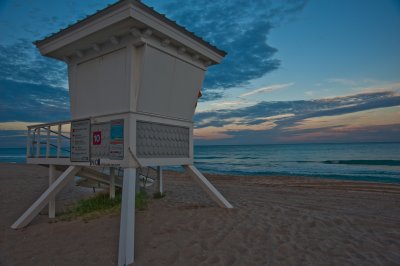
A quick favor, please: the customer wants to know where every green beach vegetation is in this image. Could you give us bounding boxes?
[59,189,151,221]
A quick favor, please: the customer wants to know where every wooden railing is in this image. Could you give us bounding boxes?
[27,120,72,159]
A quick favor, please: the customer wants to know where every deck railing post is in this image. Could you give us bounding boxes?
[36,128,41,158]
[46,126,50,158]
[31,128,36,158]
[57,124,61,158]
[26,128,31,158]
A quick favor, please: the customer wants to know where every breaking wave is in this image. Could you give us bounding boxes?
[321,160,400,166]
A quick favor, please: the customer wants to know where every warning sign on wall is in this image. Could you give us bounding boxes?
[70,119,90,162]
[71,119,124,163]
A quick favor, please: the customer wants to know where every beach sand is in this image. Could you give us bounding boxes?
[0,163,399,265]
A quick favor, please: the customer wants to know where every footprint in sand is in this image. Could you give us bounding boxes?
[223,256,237,266]
[206,256,220,264]
[211,233,227,246]
[165,250,180,265]
[235,245,248,254]
[333,217,343,226]
[309,220,316,228]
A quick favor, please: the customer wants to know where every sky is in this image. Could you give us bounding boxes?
[0,0,399,147]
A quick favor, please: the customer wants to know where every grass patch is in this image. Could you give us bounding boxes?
[136,191,149,211]
[59,190,149,221]
[73,192,122,216]
[153,192,165,199]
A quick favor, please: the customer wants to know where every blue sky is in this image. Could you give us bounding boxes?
[0,0,399,147]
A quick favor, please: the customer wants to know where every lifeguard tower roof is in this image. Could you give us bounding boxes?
[34,0,226,65]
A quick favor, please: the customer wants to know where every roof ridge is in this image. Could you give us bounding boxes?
[34,0,226,57]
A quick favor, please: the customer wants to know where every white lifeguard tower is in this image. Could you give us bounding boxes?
[11,1,232,265]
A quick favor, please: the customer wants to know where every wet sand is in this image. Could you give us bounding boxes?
[1,163,399,265]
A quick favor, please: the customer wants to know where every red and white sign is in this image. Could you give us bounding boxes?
[93,131,102,145]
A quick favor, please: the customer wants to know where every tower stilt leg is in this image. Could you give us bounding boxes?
[118,168,136,266]
[183,165,233,209]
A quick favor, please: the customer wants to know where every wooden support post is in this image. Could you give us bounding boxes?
[110,167,116,199]
[118,168,136,266]
[156,166,163,194]
[11,166,81,229]
[183,165,233,209]
[49,165,57,218]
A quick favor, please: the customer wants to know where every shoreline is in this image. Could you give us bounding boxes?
[5,161,400,185]
[1,163,399,265]
[168,169,400,186]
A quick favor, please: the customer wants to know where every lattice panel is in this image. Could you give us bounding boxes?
[136,121,190,158]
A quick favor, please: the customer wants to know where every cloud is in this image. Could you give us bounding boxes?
[0,1,112,42]
[285,105,400,132]
[0,79,70,123]
[360,82,400,94]
[207,100,256,110]
[193,90,400,143]
[197,85,400,129]
[0,40,67,89]
[155,0,308,100]
[240,82,294,97]
[194,120,276,140]
[199,91,224,102]
[327,78,360,86]
[277,123,400,144]
[305,91,315,96]
[0,122,44,131]
[327,78,382,87]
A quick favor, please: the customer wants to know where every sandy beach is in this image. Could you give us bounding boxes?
[0,162,399,266]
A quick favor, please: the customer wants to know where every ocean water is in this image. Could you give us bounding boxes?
[0,148,27,163]
[1,143,399,183]
[193,143,400,184]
